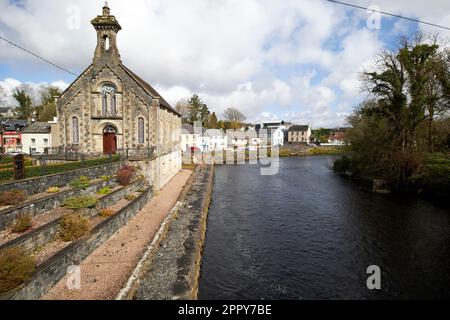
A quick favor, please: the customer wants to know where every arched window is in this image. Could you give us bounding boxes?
[101,84,116,116]
[138,117,145,144]
[104,35,110,51]
[72,117,79,145]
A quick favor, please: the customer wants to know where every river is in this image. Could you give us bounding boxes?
[198,156,450,299]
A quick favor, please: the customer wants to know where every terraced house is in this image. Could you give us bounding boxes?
[56,3,182,189]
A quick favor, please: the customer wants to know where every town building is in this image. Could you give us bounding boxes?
[181,125,228,153]
[55,3,182,189]
[21,120,59,154]
[254,121,290,146]
[181,124,202,152]
[0,119,28,154]
[288,125,312,144]
[204,129,228,150]
[328,128,347,145]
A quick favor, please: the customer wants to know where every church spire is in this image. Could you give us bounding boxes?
[91,2,122,65]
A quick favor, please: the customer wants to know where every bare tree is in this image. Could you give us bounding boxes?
[223,108,246,129]
[175,99,190,124]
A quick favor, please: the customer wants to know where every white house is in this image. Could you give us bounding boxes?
[181,124,202,152]
[204,129,228,151]
[288,125,312,144]
[254,121,290,146]
[22,121,56,154]
[271,127,285,146]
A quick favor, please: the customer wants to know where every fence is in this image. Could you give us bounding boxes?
[0,146,156,183]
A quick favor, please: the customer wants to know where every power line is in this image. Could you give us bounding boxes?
[0,35,79,76]
[327,0,450,31]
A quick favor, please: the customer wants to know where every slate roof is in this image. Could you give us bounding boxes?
[288,125,310,132]
[22,122,52,134]
[1,119,28,131]
[120,64,180,116]
[182,124,194,134]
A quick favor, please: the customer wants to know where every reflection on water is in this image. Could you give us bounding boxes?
[198,156,450,299]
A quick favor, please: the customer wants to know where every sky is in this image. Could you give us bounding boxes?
[0,0,449,128]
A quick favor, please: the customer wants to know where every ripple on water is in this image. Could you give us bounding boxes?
[198,157,450,299]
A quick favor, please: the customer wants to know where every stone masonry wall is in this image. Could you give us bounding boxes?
[0,161,122,195]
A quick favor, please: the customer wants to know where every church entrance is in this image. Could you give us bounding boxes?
[103,125,117,155]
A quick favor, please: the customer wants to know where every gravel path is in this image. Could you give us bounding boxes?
[42,170,192,300]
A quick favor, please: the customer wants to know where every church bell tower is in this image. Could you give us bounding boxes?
[91,2,122,65]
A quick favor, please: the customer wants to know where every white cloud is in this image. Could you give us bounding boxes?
[0,0,449,127]
[0,78,68,107]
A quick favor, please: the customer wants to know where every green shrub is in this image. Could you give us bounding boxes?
[97,186,111,195]
[0,190,26,206]
[59,214,90,242]
[100,175,111,181]
[70,176,90,190]
[63,196,98,210]
[0,247,36,294]
[0,157,14,164]
[334,156,352,173]
[11,214,33,233]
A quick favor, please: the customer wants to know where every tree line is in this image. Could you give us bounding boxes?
[0,84,62,122]
[338,33,450,189]
[175,94,247,130]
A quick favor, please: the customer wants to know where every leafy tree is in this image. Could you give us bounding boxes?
[223,108,246,130]
[313,128,331,143]
[207,112,218,129]
[187,94,210,126]
[36,86,61,122]
[362,34,448,151]
[13,88,33,120]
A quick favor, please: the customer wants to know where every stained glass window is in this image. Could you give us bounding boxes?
[101,84,116,116]
[72,117,79,145]
[138,118,144,144]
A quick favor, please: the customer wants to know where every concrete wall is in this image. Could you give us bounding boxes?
[133,150,182,191]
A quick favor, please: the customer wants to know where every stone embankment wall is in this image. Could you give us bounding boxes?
[0,161,122,195]
[3,186,153,300]
[130,165,214,300]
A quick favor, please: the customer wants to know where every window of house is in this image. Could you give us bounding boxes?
[72,117,79,144]
[44,138,48,144]
[31,139,36,144]
[138,117,144,144]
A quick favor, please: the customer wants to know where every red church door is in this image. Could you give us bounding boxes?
[103,126,117,155]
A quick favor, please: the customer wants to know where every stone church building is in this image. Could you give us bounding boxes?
[56,3,182,188]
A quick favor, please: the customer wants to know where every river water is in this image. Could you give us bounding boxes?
[198,156,450,299]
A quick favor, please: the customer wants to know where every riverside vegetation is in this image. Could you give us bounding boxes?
[334,34,450,199]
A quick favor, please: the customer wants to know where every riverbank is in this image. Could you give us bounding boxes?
[132,165,214,300]
[333,153,450,202]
